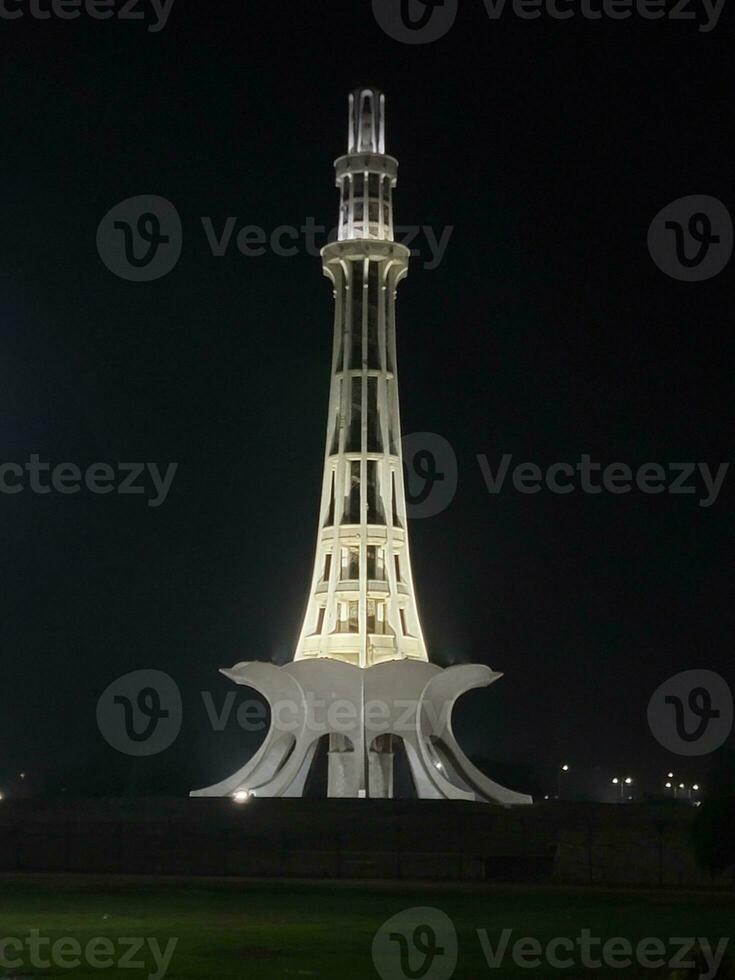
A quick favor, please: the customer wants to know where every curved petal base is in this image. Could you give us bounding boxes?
[191,659,532,806]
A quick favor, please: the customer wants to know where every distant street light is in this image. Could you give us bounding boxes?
[557,764,570,800]
[664,777,683,798]
[612,776,633,802]
[678,783,701,801]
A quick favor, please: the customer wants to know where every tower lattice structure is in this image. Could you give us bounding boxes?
[293,88,428,670]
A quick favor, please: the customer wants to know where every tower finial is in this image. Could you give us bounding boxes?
[338,88,396,242]
[348,87,385,155]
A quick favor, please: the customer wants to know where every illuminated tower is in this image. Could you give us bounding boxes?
[293,88,427,669]
[193,90,532,806]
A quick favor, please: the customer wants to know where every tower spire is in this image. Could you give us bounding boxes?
[348,87,386,154]
[337,88,397,243]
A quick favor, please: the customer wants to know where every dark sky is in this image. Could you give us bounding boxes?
[0,1,732,799]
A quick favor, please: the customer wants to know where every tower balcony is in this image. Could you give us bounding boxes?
[320,526,406,547]
[317,579,391,598]
[297,631,423,668]
[367,635,423,666]
[335,153,398,183]
[330,369,395,382]
[321,239,410,268]
[298,633,361,665]
[335,579,359,597]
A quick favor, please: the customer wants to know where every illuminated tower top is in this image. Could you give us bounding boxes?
[348,87,386,154]
[337,87,398,243]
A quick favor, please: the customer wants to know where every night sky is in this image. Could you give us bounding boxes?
[1,1,732,799]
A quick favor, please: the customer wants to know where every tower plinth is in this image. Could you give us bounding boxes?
[192,90,532,806]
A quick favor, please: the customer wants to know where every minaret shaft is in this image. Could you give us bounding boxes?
[294,89,427,669]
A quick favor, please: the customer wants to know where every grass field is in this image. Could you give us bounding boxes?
[0,875,733,978]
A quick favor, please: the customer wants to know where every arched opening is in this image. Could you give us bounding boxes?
[303,734,330,798]
[324,734,357,798]
[391,737,418,799]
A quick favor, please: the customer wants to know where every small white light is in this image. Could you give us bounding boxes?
[679,783,685,790]
[562,764,569,772]
[693,784,700,791]
[667,772,674,779]
[232,791,251,804]
[665,782,672,788]
[612,778,619,784]
[625,777,633,785]
[0,793,4,802]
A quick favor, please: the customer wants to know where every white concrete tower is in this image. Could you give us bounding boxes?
[293,87,428,669]
[192,89,533,806]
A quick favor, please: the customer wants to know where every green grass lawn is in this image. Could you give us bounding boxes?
[0,875,732,978]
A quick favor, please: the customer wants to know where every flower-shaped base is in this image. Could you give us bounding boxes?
[191,659,532,805]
